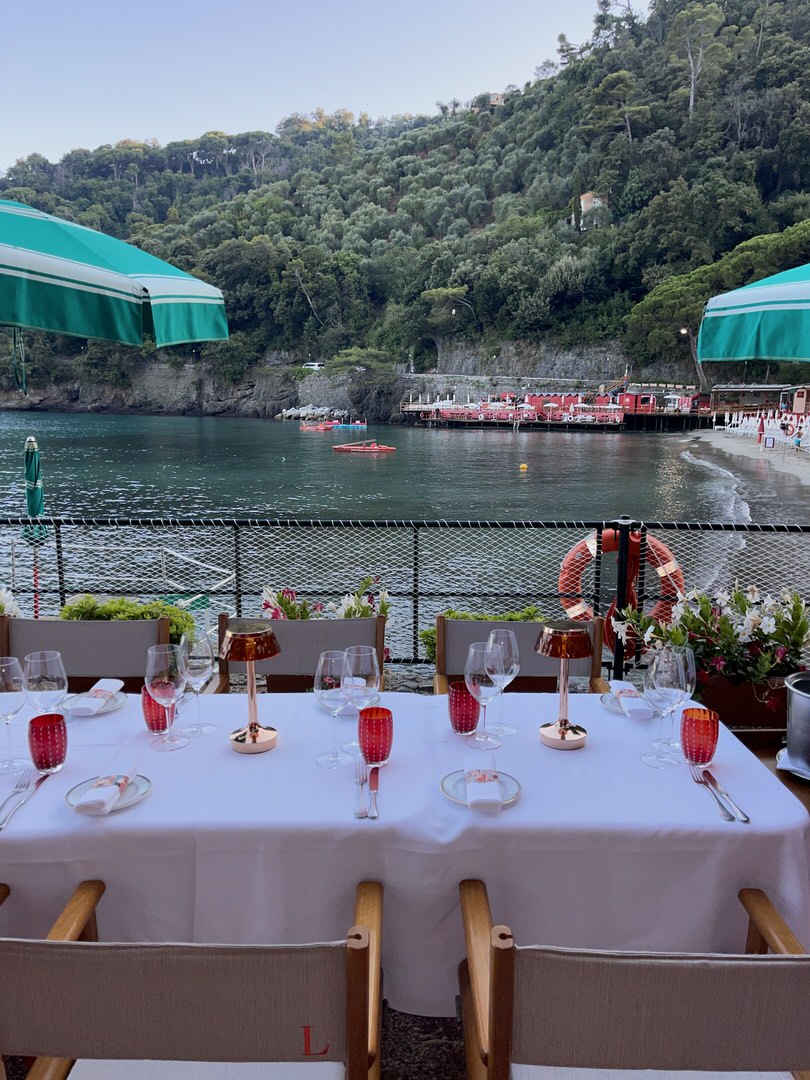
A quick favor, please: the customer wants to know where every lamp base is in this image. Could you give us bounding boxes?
[539,721,587,750]
[230,723,278,754]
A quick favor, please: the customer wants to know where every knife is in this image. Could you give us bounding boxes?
[703,770,750,824]
[0,774,49,831]
[368,767,379,820]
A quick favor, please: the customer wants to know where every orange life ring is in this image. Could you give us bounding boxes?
[558,530,685,652]
[786,422,796,437]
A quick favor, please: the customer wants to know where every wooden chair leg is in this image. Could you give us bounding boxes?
[46,880,106,942]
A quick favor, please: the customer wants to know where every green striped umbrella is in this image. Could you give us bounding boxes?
[0,198,229,349]
[697,263,810,364]
[23,436,48,616]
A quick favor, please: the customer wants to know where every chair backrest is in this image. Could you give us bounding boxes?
[435,615,603,692]
[0,615,170,693]
[0,878,383,1080]
[217,613,386,692]
[459,880,810,1079]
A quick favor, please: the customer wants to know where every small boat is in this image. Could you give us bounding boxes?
[332,421,368,430]
[333,440,396,453]
[300,421,338,431]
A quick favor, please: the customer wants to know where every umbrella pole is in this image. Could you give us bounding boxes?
[33,550,39,618]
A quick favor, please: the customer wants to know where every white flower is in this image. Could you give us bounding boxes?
[746,585,761,602]
[611,618,628,644]
[643,624,656,645]
[0,588,21,617]
[760,616,777,635]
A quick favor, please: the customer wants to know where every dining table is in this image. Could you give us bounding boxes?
[0,689,808,1017]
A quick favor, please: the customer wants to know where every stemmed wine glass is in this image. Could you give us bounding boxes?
[486,629,519,737]
[180,630,216,738]
[314,650,353,770]
[145,644,188,752]
[341,645,380,754]
[0,657,27,773]
[652,644,695,753]
[464,642,502,750]
[641,647,687,769]
[23,651,68,715]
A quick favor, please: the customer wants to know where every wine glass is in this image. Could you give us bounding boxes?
[180,630,216,738]
[464,642,502,750]
[486,629,519,737]
[0,657,27,773]
[341,645,381,754]
[314,650,353,770]
[145,644,188,751]
[652,644,695,752]
[641,647,687,769]
[23,651,68,715]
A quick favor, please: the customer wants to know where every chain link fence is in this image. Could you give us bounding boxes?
[2,517,809,676]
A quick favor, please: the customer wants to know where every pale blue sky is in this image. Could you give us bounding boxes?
[2,0,599,171]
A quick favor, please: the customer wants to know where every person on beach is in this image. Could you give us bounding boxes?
[794,432,803,453]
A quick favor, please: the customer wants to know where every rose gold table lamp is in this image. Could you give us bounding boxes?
[536,620,593,750]
[219,619,280,749]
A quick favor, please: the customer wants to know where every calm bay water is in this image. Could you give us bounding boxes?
[0,410,795,522]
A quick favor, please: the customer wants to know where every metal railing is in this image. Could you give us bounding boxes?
[2,516,809,678]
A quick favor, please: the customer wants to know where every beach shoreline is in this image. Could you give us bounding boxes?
[688,428,810,492]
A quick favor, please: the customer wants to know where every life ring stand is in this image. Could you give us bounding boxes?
[558,529,685,652]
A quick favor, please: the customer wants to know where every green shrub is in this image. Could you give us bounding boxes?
[419,605,545,662]
[59,595,195,645]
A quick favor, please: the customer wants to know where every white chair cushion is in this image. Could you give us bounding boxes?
[511,1068,791,1080]
[71,1061,345,1079]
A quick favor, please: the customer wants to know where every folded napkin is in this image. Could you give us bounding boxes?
[74,742,140,816]
[67,679,124,716]
[463,752,503,812]
[609,680,655,721]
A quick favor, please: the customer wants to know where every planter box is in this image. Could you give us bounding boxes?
[697,674,787,735]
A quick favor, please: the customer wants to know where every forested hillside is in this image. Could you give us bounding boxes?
[3,0,810,389]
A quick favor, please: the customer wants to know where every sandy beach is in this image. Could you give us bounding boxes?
[689,428,810,488]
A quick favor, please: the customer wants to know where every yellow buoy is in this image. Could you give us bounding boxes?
[519,463,528,471]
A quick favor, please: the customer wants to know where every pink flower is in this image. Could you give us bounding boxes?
[281,588,297,602]
[383,647,391,662]
[775,646,787,663]
[266,605,287,620]
[312,601,324,613]
[366,593,376,611]
[708,656,726,672]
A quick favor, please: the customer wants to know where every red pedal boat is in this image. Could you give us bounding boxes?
[332,440,396,453]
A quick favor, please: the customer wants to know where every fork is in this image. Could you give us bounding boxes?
[689,763,734,821]
[0,768,34,817]
[353,756,368,819]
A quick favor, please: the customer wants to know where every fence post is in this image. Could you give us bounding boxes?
[412,525,420,660]
[54,523,66,608]
[233,524,242,616]
[612,515,634,679]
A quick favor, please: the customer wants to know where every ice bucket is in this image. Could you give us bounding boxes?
[785,672,810,774]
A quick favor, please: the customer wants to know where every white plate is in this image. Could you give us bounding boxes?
[600,692,623,714]
[64,690,127,717]
[65,774,151,812]
[440,769,521,808]
[776,748,810,782]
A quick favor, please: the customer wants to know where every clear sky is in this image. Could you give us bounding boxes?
[2,0,599,172]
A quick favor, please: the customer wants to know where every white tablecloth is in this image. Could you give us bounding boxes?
[0,691,808,1015]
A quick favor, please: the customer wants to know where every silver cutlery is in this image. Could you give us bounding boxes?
[689,763,734,821]
[354,756,368,819]
[368,766,379,820]
[703,769,750,823]
[0,773,49,830]
[0,768,34,818]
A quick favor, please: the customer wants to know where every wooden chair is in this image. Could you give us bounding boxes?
[458,878,810,1080]
[433,616,608,695]
[2,880,383,1080]
[0,615,170,694]
[212,613,386,694]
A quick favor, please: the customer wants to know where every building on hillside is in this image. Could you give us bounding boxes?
[572,191,608,229]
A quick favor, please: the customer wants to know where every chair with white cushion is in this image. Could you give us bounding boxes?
[0,615,170,694]
[433,616,607,695]
[213,613,386,693]
[458,878,810,1080]
[1,879,383,1080]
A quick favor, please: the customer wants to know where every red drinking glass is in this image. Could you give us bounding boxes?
[358,706,393,767]
[28,713,67,774]
[681,707,719,766]
[448,680,480,734]
[141,685,176,734]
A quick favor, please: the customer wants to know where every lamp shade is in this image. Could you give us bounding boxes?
[535,620,593,660]
[220,619,280,663]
